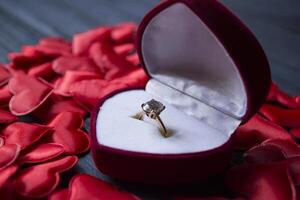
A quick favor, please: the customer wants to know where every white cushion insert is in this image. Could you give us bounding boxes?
[96,90,231,154]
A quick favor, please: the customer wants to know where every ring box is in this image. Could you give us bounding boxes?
[90,0,271,184]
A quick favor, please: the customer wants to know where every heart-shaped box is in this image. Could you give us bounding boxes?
[90,0,271,184]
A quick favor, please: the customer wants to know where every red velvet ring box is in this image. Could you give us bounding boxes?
[90,0,271,184]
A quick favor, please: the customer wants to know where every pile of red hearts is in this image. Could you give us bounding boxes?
[0,21,299,200]
[0,22,146,199]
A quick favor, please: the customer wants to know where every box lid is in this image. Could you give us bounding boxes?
[136,0,271,130]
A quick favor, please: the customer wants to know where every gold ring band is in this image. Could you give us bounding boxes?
[133,99,169,138]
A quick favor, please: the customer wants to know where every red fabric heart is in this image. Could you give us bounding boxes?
[2,122,51,150]
[52,56,101,75]
[114,43,135,57]
[18,143,64,164]
[72,26,111,56]
[8,72,53,115]
[47,112,90,154]
[267,82,299,109]
[126,53,140,66]
[233,114,291,150]
[0,65,11,86]
[260,104,300,128]
[33,95,87,122]
[22,44,71,58]
[54,71,102,96]
[27,62,57,82]
[70,68,148,110]
[0,85,12,107]
[68,174,140,200]
[39,37,72,53]
[48,189,69,200]
[111,22,136,44]
[0,165,18,189]
[226,162,296,200]
[13,156,78,198]
[290,128,300,140]
[0,109,18,124]
[245,139,300,163]
[89,42,138,79]
[8,51,52,71]
[0,144,21,170]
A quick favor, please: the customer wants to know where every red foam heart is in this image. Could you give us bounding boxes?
[70,68,148,110]
[226,162,296,200]
[0,109,18,124]
[48,189,69,200]
[53,56,101,75]
[0,144,21,170]
[267,82,299,109]
[54,71,102,96]
[233,114,291,150]
[18,143,64,164]
[0,165,18,189]
[290,128,300,140]
[33,95,87,122]
[89,42,138,79]
[39,37,71,53]
[13,156,78,198]
[22,44,71,58]
[27,62,57,82]
[260,104,300,128]
[126,53,140,66]
[8,72,53,116]
[0,65,11,86]
[47,112,90,154]
[0,86,12,107]
[114,43,135,57]
[72,26,111,56]
[111,22,136,44]
[68,174,140,200]
[2,122,51,150]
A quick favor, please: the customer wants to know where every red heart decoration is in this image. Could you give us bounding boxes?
[0,109,18,124]
[68,174,140,200]
[111,22,136,44]
[234,114,291,150]
[0,86,12,107]
[52,56,101,75]
[260,104,300,128]
[47,112,90,154]
[27,62,57,82]
[0,65,11,86]
[226,162,296,200]
[0,165,18,189]
[114,43,135,57]
[70,68,148,110]
[54,71,102,96]
[72,26,111,56]
[89,42,137,79]
[267,82,299,109]
[2,122,51,150]
[39,37,71,53]
[13,156,78,198]
[8,72,53,116]
[33,95,87,122]
[48,189,69,200]
[18,143,64,164]
[0,144,21,170]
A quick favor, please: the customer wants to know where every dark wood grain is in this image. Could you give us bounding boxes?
[0,1,299,199]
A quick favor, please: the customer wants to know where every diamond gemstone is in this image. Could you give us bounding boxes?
[142,99,165,115]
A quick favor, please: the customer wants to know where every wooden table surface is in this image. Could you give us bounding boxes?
[0,0,299,199]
